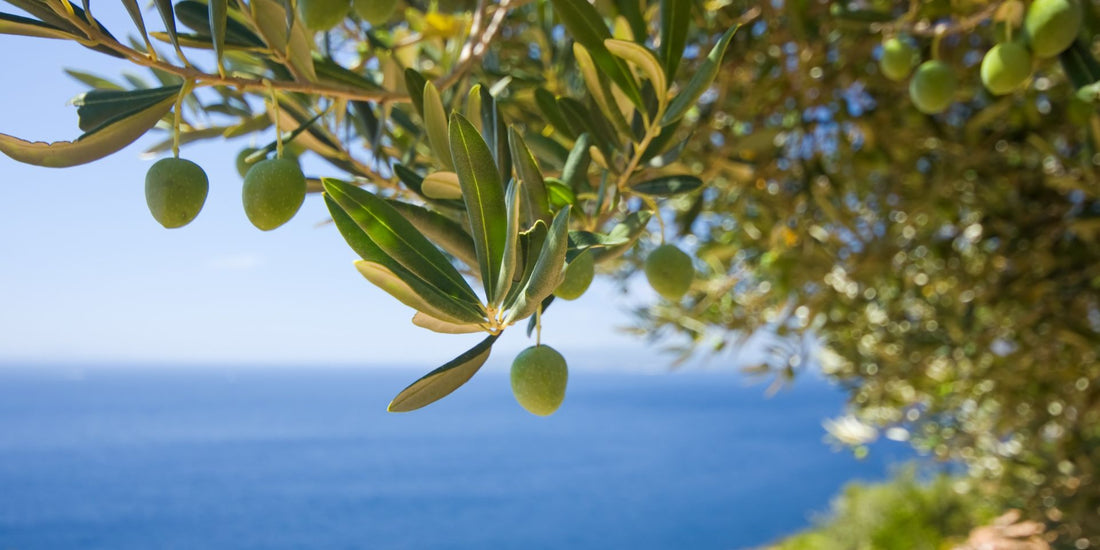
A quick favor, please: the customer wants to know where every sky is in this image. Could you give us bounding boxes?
[0,10,679,370]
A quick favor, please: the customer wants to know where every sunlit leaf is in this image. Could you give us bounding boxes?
[662,25,738,125]
[387,334,500,412]
[449,113,508,304]
[630,174,703,197]
[0,85,179,168]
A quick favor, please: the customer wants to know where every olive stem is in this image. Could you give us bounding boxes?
[171,80,195,159]
[265,81,284,159]
[535,303,542,347]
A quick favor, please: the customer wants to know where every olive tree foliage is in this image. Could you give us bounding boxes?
[0,0,739,409]
[3,0,1100,543]
[621,0,1100,545]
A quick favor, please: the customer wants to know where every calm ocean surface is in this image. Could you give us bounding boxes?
[0,365,911,549]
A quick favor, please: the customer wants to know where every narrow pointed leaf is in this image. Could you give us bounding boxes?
[423,81,454,170]
[449,113,508,303]
[209,0,227,73]
[508,128,551,226]
[523,133,569,170]
[561,133,592,191]
[327,196,485,323]
[0,85,178,168]
[630,174,703,196]
[549,0,643,108]
[493,180,523,308]
[503,219,547,309]
[465,85,482,132]
[387,334,500,412]
[545,178,577,209]
[662,25,738,125]
[574,42,633,137]
[119,0,156,53]
[286,19,317,81]
[74,85,181,133]
[250,0,290,51]
[534,88,575,139]
[504,207,570,323]
[659,0,691,78]
[353,260,480,324]
[605,39,667,106]
[411,312,484,334]
[0,12,77,40]
[616,0,646,43]
[324,179,481,305]
[404,68,427,118]
[386,199,479,269]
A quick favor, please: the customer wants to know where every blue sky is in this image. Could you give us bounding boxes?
[0,13,672,370]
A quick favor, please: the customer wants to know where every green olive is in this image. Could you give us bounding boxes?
[297,0,351,31]
[242,158,306,231]
[880,38,917,82]
[145,157,209,229]
[554,251,595,301]
[352,0,399,25]
[644,244,694,301]
[981,42,1032,95]
[1024,0,1081,58]
[510,345,568,416]
[908,60,956,114]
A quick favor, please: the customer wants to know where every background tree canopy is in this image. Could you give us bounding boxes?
[0,0,1097,546]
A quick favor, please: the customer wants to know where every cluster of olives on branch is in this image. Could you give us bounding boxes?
[144,150,306,231]
[879,0,1081,114]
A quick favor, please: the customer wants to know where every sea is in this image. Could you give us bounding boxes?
[0,365,912,549]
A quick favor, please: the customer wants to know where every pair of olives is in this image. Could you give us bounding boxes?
[554,244,695,302]
[297,0,398,30]
[145,152,306,231]
[879,0,1081,113]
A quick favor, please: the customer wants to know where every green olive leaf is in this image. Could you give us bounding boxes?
[504,206,570,324]
[208,0,227,73]
[423,81,454,170]
[386,198,479,269]
[659,0,691,78]
[493,179,523,308]
[507,127,551,226]
[411,312,485,334]
[0,12,79,41]
[404,68,427,118]
[387,334,500,412]
[326,195,486,324]
[662,25,739,125]
[533,88,576,140]
[449,112,509,304]
[323,178,482,307]
[629,174,703,197]
[0,85,179,168]
[74,85,181,133]
[605,38,668,107]
[561,133,592,192]
[502,219,547,309]
[549,0,643,109]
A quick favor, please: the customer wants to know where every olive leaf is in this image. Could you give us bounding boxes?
[492,180,523,308]
[74,85,181,133]
[387,334,500,412]
[208,0,227,73]
[630,174,703,197]
[561,133,592,191]
[507,128,551,226]
[503,206,571,323]
[323,179,482,306]
[411,312,484,334]
[151,0,186,60]
[0,12,79,41]
[326,194,486,324]
[591,210,653,261]
[404,68,427,118]
[534,88,576,139]
[605,39,668,107]
[449,113,509,304]
[385,199,479,269]
[573,42,633,137]
[549,0,642,109]
[659,0,691,78]
[662,25,739,125]
[423,81,454,170]
[0,85,180,168]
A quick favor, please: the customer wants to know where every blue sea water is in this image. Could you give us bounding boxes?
[0,366,910,549]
